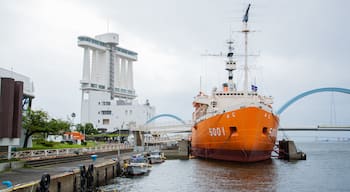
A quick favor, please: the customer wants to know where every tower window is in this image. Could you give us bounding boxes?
[101,110,112,115]
[101,101,111,106]
[83,93,89,100]
[91,84,97,88]
[102,119,110,125]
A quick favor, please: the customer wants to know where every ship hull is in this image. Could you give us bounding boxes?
[191,106,279,162]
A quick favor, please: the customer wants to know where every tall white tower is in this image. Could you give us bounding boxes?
[78,33,155,132]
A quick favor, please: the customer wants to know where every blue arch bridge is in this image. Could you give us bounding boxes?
[137,87,350,136]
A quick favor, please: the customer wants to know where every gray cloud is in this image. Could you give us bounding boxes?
[0,0,349,127]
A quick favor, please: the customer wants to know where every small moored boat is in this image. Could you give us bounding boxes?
[125,154,151,176]
[147,150,166,164]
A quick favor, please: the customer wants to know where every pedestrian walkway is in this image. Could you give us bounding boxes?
[0,152,133,190]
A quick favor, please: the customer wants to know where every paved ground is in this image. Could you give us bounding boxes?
[0,152,133,190]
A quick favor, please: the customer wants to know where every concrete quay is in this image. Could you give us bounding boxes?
[0,151,133,192]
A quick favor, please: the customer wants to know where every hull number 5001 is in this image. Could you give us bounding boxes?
[209,127,225,137]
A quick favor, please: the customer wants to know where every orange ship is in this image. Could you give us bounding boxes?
[191,4,279,162]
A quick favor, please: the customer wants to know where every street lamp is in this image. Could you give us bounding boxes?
[118,122,125,159]
[71,112,76,131]
[117,127,120,158]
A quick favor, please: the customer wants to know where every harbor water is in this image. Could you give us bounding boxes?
[99,142,350,192]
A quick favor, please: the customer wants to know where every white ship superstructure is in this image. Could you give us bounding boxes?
[78,33,155,132]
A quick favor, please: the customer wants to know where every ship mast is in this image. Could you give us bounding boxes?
[225,40,236,91]
[242,4,251,92]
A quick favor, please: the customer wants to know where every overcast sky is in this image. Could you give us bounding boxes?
[1,0,349,127]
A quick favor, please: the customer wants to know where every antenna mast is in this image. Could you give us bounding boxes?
[242,4,251,92]
[225,40,236,91]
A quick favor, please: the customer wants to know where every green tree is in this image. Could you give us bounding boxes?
[47,119,71,134]
[75,123,98,135]
[22,109,72,148]
[22,109,49,148]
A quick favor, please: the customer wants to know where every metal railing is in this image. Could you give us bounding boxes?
[144,135,186,144]
[10,143,133,160]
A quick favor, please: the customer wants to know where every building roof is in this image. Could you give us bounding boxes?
[0,67,35,98]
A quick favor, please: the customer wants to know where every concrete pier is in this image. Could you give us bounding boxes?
[163,140,190,160]
[0,152,133,192]
[278,140,307,160]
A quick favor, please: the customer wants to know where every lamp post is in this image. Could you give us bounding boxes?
[118,127,120,158]
[118,122,125,159]
[71,112,76,131]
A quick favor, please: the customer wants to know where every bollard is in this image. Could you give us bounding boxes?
[96,171,99,187]
[80,165,86,192]
[57,181,61,192]
[91,154,98,162]
[112,165,115,178]
[116,161,122,177]
[73,176,77,192]
[86,164,94,192]
[36,174,50,192]
[105,167,108,184]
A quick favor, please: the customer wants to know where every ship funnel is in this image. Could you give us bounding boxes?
[223,83,228,92]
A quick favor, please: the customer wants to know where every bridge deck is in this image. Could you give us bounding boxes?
[279,127,350,131]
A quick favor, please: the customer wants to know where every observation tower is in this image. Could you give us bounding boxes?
[78,33,155,132]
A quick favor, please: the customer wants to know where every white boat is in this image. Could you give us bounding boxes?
[125,155,151,176]
[148,150,166,164]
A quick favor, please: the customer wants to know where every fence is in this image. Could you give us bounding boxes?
[10,143,133,160]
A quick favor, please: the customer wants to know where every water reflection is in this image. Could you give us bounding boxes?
[99,142,350,192]
[192,159,277,192]
[99,158,278,192]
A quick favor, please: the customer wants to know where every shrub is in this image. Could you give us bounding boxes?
[35,138,46,145]
[34,138,55,147]
[42,141,55,147]
[0,158,20,163]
